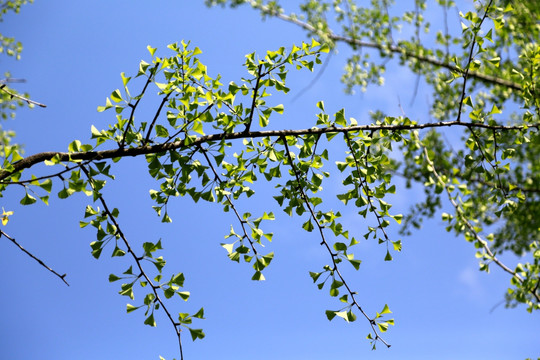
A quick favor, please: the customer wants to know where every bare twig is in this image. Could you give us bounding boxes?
[143,93,171,145]
[0,78,26,84]
[1,229,69,286]
[245,64,264,133]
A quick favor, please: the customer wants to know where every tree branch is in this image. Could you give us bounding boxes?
[1,120,538,182]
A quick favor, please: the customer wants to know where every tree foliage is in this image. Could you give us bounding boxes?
[0,0,539,359]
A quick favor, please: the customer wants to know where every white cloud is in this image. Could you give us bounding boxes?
[458,267,485,301]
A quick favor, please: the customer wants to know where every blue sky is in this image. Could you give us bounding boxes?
[1,1,538,359]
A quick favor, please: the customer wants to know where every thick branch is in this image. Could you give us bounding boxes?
[1,120,537,181]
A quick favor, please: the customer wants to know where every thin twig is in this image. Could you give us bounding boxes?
[197,144,259,256]
[80,164,185,359]
[281,135,391,348]
[165,104,214,144]
[144,93,172,145]
[1,229,69,286]
[456,0,494,122]
[343,131,391,244]
[245,64,264,133]
[120,64,158,148]
[0,78,26,84]
[0,84,46,108]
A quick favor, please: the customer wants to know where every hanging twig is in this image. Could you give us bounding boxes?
[1,229,69,286]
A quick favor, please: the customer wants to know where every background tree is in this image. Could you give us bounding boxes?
[1,1,538,359]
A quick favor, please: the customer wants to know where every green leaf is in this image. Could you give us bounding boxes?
[147,45,157,56]
[20,193,37,205]
[110,89,123,103]
[192,307,205,319]
[109,274,121,282]
[334,109,346,126]
[377,322,389,332]
[97,98,113,112]
[334,311,349,322]
[144,313,156,327]
[189,328,205,341]
[333,242,347,251]
[325,310,337,321]
[348,259,362,270]
[39,179,53,192]
[347,310,357,322]
[126,304,140,313]
[309,271,322,282]
[177,291,190,301]
[251,271,265,281]
[121,72,131,87]
[171,273,185,287]
[68,140,81,153]
[112,246,126,257]
[380,304,392,315]
[302,219,314,232]
[221,243,234,254]
[155,124,169,137]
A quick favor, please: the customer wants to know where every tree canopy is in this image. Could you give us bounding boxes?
[1,1,538,359]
